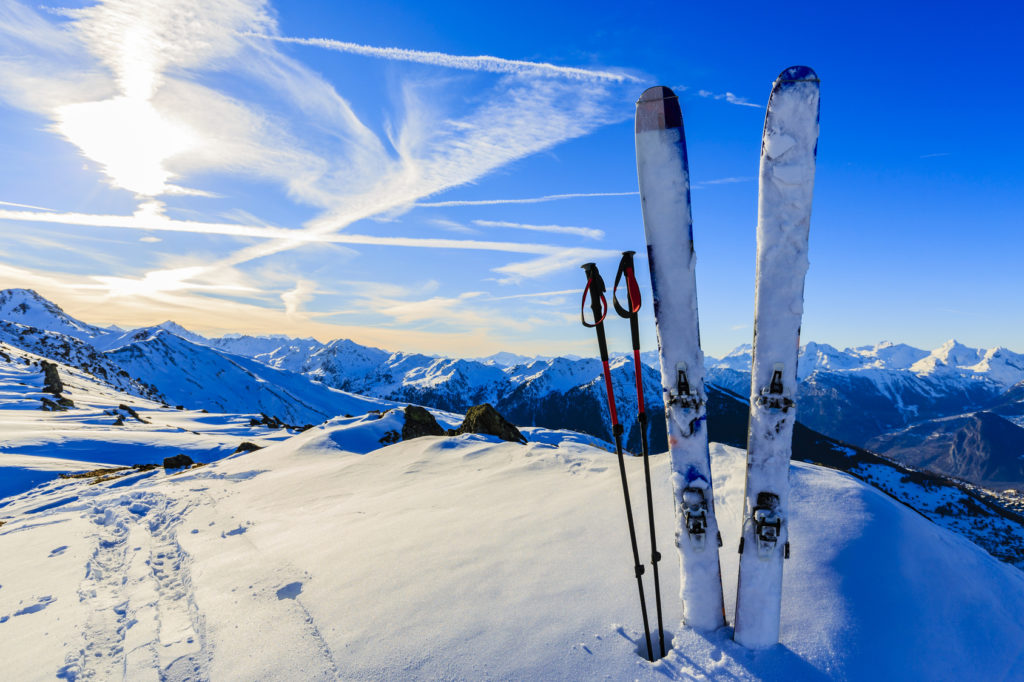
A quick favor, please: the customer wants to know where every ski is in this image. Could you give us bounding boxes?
[733,66,821,649]
[634,86,726,632]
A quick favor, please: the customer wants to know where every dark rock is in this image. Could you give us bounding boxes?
[113,414,125,426]
[402,405,445,440]
[40,396,67,412]
[233,442,263,454]
[40,360,63,394]
[57,396,75,408]
[378,430,401,445]
[163,454,195,470]
[117,403,148,423]
[454,404,527,444]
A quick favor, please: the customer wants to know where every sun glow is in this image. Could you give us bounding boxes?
[55,95,197,196]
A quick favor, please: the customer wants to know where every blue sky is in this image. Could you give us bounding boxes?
[0,0,1019,358]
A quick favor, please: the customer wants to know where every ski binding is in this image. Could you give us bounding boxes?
[751,492,782,559]
[681,486,710,551]
[755,362,794,411]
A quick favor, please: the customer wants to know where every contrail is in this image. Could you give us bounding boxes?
[0,207,616,257]
[253,34,640,83]
[417,191,638,207]
[0,199,55,211]
[474,219,603,240]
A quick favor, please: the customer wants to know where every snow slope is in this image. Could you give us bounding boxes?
[1,419,1022,680]
[0,342,389,501]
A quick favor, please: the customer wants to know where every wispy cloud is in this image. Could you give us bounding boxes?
[417,191,637,207]
[0,1,638,347]
[492,247,619,284]
[920,152,949,159]
[0,199,55,211]
[474,219,604,240]
[429,218,478,235]
[0,206,591,256]
[254,35,639,83]
[696,89,760,108]
[692,176,753,189]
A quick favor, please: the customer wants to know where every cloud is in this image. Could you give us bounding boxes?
[0,207,586,255]
[474,219,604,240]
[255,34,639,83]
[0,199,55,211]
[417,191,637,207]
[696,89,760,108]
[698,176,752,185]
[140,236,162,243]
[0,261,505,356]
[429,218,478,235]
[0,1,638,338]
[492,247,619,284]
[282,279,316,316]
[920,152,949,159]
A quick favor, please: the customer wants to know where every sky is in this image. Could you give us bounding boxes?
[0,0,1020,359]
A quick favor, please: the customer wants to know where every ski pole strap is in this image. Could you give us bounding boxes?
[580,263,608,328]
[613,251,642,318]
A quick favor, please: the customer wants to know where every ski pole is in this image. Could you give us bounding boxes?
[581,261,654,662]
[612,251,665,659]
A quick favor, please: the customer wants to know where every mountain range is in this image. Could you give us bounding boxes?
[3,287,1024,491]
[2,287,1024,571]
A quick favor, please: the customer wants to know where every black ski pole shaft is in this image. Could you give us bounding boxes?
[581,262,654,662]
[614,251,664,658]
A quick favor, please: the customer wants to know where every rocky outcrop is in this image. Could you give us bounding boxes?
[163,454,195,470]
[402,405,445,440]
[453,404,526,444]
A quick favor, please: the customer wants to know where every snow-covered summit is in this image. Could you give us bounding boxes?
[0,289,109,343]
[1,419,1022,680]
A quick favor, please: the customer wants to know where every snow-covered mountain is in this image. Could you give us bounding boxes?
[866,411,1024,488]
[0,289,111,344]
[2,415,1022,679]
[106,329,389,426]
[4,288,1024,488]
[707,339,1024,456]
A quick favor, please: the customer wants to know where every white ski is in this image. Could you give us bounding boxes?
[635,86,726,632]
[734,66,821,649]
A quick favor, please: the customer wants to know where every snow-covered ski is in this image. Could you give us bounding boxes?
[733,66,821,649]
[634,86,726,632]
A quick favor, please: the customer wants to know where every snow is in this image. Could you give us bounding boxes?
[2,418,1023,680]
[0,342,368,501]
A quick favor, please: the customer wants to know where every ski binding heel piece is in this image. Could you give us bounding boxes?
[751,492,782,559]
[681,486,709,551]
[668,362,704,420]
[755,362,795,411]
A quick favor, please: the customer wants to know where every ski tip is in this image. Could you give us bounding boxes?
[635,86,682,133]
[775,65,819,85]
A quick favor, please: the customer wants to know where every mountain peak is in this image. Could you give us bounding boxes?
[0,288,107,342]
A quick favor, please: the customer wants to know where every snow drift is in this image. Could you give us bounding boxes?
[1,414,1022,680]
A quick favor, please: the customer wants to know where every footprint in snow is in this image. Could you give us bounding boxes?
[10,595,56,618]
[276,582,303,600]
[221,524,248,538]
